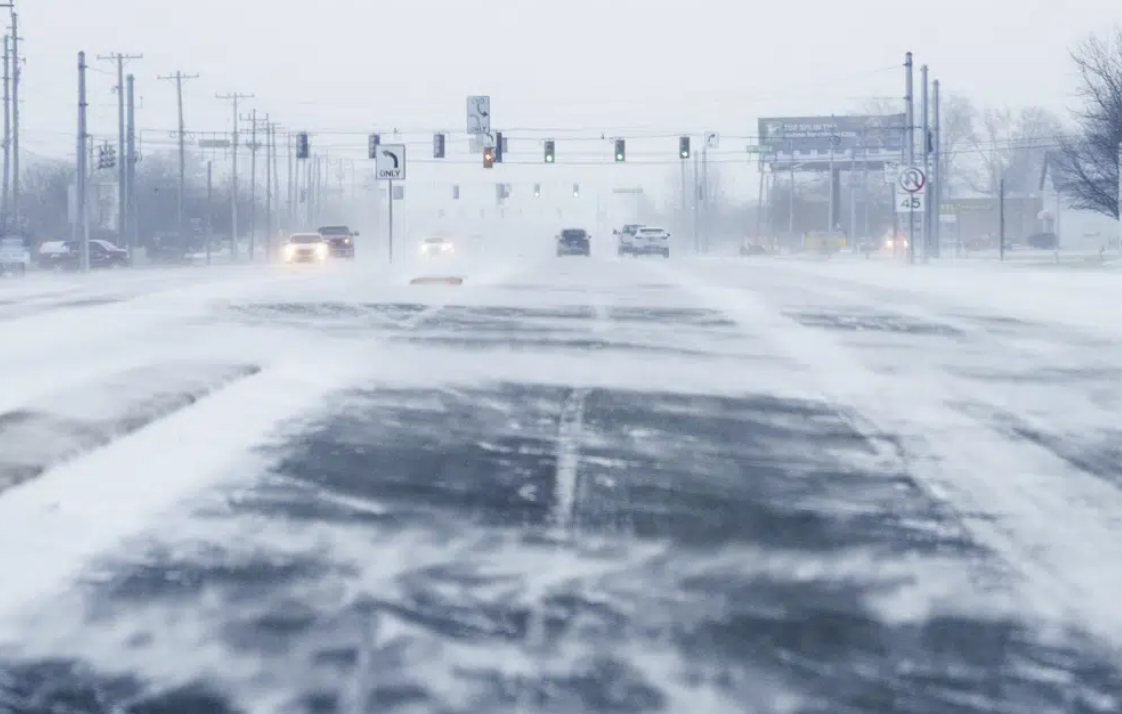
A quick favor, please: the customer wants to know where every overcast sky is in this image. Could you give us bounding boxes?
[12,0,1118,203]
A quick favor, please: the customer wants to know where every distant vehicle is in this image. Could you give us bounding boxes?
[618,226,669,257]
[283,233,328,263]
[0,236,30,276]
[420,236,455,257]
[37,239,129,270]
[316,225,358,259]
[556,228,591,257]
[739,238,768,256]
[613,224,642,256]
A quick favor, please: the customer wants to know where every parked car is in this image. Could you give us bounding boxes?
[38,239,130,270]
[0,236,29,276]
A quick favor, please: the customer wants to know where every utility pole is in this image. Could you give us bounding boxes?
[216,91,252,259]
[272,125,281,228]
[157,70,198,247]
[241,108,259,259]
[286,132,293,230]
[787,139,796,237]
[679,147,686,235]
[921,64,930,262]
[692,150,699,252]
[827,143,835,234]
[205,160,212,265]
[701,144,709,253]
[849,148,857,242]
[9,11,19,232]
[1,34,9,230]
[932,79,942,258]
[98,51,142,246]
[125,74,137,254]
[904,51,915,263]
[76,52,90,272]
[755,159,764,239]
[999,177,1005,261]
[264,117,273,261]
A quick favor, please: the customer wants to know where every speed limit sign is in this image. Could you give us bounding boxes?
[895,190,926,213]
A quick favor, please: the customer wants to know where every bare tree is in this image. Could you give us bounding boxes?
[964,105,1062,195]
[1053,28,1122,217]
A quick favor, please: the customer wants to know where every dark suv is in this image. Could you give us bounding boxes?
[556,228,591,257]
[316,225,357,259]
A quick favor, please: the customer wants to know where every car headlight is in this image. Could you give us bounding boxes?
[284,244,296,257]
[316,243,328,258]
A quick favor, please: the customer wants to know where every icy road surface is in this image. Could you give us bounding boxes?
[1,255,1121,714]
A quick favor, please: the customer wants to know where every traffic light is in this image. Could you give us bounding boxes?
[679,136,690,159]
[533,183,541,198]
[494,132,503,163]
[615,139,625,162]
[483,146,494,168]
[573,183,579,197]
[544,139,555,163]
[296,132,310,159]
[367,133,380,159]
[97,143,116,170]
[433,133,445,158]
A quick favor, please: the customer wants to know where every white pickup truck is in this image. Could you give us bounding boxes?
[0,236,29,276]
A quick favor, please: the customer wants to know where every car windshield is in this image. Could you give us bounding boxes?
[561,230,587,239]
[317,226,350,236]
[424,238,447,244]
[289,235,322,244]
[0,237,25,248]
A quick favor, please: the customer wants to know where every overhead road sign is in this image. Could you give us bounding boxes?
[376,144,406,181]
[466,95,491,135]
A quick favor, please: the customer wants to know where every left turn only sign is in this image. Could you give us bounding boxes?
[376,144,406,181]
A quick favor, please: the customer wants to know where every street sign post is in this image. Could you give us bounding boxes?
[374,144,406,265]
[375,144,406,181]
[895,166,926,263]
[466,96,491,135]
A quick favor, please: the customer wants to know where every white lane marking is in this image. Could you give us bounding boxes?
[552,387,589,530]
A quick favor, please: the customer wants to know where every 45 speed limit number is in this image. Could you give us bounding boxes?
[896,192,925,212]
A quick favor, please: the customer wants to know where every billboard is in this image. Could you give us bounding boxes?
[758,114,906,154]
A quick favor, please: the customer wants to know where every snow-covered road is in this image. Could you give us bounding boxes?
[1,255,1120,713]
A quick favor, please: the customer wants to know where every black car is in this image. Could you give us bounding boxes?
[316,225,358,259]
[556,228,591,256]
[38,239,130,270]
